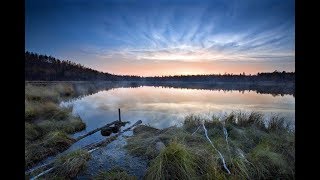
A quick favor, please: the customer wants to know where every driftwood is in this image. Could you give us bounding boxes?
[75,121,117,141]
[75,120,129,142]
[100,121,128,136]
[202,122,231,174]
[83,120,142,151]
[75,121,128,141]
[28,120,142,179]
[76,108,124,141]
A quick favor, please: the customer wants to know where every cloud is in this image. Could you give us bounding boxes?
[78,0,294,64]
[26,0,295,75]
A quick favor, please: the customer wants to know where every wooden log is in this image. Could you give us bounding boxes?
[100,121,128,136]
[112,126,120,133]
[100,127,112,136]
[75,120,127,142]
[83,120,142,150]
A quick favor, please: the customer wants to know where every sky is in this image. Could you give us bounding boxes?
[26,0,295,76]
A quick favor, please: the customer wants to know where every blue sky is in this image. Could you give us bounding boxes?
[26,0,295,76]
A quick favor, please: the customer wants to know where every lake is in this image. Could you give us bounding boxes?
[59,85,294,178]
[62,86,294,130]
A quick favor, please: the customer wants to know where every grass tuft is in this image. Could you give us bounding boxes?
[43,131,75,150]
[267,115,287,132]
[53,150,91,178]
[145,140,198,180]
[126,111,294,179]
[236,111,265,130]
[25,122,42,141]
[37,116,86,134]
[94,168,137,180]
[25,131,75,168]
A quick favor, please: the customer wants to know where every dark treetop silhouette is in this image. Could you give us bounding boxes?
[25,51,295,83]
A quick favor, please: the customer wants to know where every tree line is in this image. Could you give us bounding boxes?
[145,71,294,82]
[25,51,294,82]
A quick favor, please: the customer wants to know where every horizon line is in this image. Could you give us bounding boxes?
[25,51,295,77]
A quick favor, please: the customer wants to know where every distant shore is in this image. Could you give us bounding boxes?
[25,80,295,96]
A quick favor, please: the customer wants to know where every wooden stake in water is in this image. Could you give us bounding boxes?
[118,108,121,122]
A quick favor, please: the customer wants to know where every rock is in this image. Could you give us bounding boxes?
[155,141,166,152]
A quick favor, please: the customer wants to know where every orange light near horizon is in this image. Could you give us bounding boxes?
[95,59,294,76]
[86,46,294,76]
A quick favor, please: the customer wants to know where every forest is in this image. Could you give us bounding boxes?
[25,51,295,82]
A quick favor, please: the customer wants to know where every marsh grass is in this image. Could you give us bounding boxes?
[25,122,42,141]
[25,117,85,168]
[126,124,206,160]
[36,116,86,134]
[267,115,287,132]
[52,150,91,178]
[145,140,198,180]
[25,101,71,122]
[25,83,86,169]
[126,112,294,179]
[44,131,75,149]
[183,114,202,132]
[25,83,75,103]
[25,131,75,168]
[95,168,137,180]
[125,125,162,159]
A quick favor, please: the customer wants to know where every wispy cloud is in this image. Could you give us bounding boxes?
[26,0,295,75]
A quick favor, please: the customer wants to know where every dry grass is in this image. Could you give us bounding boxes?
[25,131,75,168]
[53,150,91,178]
[95,168,137,180]
[25,83,86,169]
[144,140,198,180]
[125,112,295,179]
[25,83,75,103]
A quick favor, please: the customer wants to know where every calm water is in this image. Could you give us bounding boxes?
[59,86,294,178]
[62,86,294,130]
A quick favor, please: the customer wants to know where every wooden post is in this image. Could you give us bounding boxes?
[118,108,121,122]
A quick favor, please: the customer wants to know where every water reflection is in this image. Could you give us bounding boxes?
[61,86,295,131]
